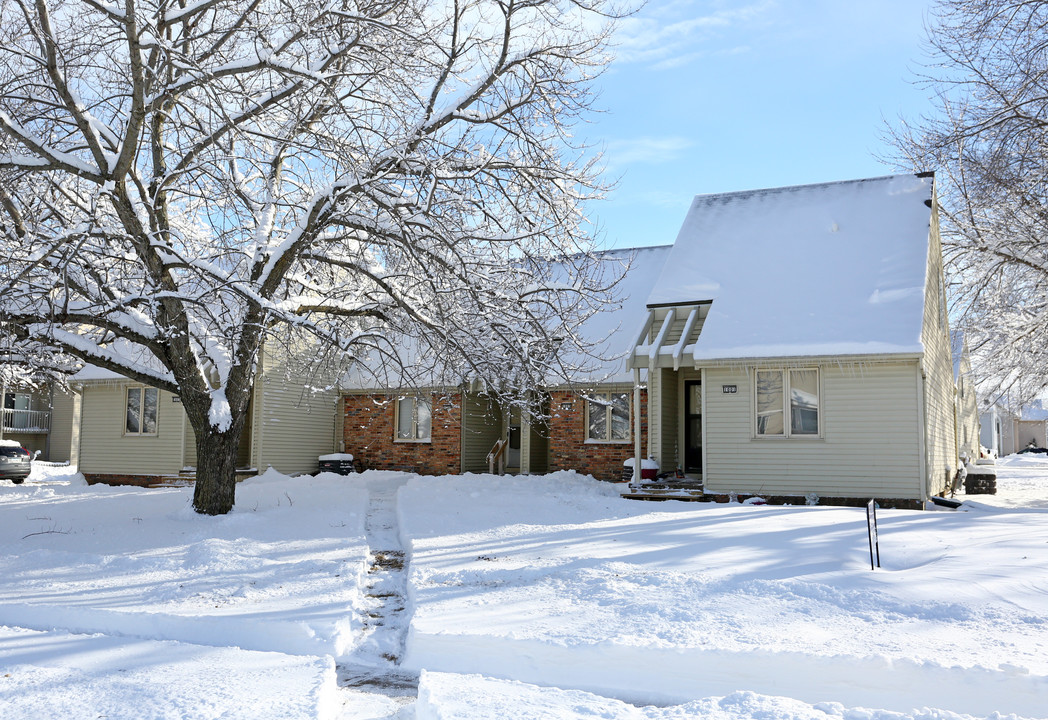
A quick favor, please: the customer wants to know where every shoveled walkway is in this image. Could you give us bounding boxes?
[336,474,418,720]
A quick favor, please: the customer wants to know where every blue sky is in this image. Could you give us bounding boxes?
[587,0,936,249]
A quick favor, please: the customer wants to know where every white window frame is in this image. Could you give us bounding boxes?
[125,386,159,436]
[394,395,432,443]
[585,391,631,444]
[753,368,820,439]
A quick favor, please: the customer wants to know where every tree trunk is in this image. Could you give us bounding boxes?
[192,429,242,515]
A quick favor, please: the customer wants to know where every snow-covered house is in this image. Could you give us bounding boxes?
[68,347,340,485]
[338,244,669,480]
[622,173,958,507]
[951,331,981,462]
[979,400,1013,457]
[340,173,959,506]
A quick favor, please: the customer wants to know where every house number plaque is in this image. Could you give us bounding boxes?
[722,385,737,394]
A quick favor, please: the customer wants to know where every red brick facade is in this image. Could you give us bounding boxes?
[341,389,648,481]
[341,393,462,475]
[547,389,648,482]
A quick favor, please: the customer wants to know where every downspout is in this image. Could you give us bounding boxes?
[916,364,928,504]
[45,384,53,460]
[633,367,642,482]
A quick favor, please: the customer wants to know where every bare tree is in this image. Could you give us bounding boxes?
[891,0,1048,410]
[0,0,625,514]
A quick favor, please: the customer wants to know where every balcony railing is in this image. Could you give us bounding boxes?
[2,408,51,433]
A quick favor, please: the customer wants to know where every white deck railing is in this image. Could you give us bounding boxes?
[2,408,51,433]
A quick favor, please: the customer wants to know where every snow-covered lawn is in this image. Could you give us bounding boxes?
[1,459,1046,719]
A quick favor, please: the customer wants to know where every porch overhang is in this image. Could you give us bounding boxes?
[626,301,710,372]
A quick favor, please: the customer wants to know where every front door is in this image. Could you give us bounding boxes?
[684,381,702,474]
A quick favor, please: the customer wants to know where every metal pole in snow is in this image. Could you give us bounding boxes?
[866,499,881,570]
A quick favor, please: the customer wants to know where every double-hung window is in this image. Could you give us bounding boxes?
[586,392,630,442]
[126,387,159,436]
[755,369,819,437]
[396,396,432,442]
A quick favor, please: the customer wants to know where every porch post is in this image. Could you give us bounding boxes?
[633,367,642,482]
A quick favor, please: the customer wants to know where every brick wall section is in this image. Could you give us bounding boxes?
[547,389,648,482]
[342,393,462,475]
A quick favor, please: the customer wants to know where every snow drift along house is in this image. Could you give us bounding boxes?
[341,173,960,507]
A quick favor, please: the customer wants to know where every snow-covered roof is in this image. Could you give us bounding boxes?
[645,174,933,361]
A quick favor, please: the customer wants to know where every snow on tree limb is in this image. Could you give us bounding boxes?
[889,0,1048,408]
[0,0,630,513]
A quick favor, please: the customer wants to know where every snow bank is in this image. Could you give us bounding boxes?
[415,671,1022,720]
[0,470,370,659]
[0,626,339,720]
[398,472,1048,718]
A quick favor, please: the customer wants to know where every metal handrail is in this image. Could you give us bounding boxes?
[487,438,507,475]
[2,408,51,433]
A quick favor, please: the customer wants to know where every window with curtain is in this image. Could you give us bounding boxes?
[395,396,432,442]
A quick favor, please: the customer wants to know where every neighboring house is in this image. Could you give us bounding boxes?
[70,347,341,486]
[342,173,960,507]
[951,331,981,462]
[979,400,1013,457]
[0,382,78,462]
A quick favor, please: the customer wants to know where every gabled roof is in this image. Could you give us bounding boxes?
[638,174,934,363]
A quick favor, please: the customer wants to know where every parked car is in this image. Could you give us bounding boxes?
[0,440,31,484]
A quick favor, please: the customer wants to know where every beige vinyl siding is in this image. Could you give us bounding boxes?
[659,368,680,471]
[180,410,194,473]
[703,362,924,499]
[78,383,186,475]
[461,393,502,472]
[954,351,980,461]
[49,388,79,463]
[920,207,959,496]
[255,352,339,476]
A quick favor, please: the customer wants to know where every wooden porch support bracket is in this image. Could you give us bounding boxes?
[671,305,700,370]
[648,308,675,370]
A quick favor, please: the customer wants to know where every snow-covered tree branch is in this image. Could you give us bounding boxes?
[0,0,627,514]
[890,0,1048,411]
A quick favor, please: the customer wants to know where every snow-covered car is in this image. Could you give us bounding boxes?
[0,440,31,484]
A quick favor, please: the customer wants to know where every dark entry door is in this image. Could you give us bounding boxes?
[684,381,702,473]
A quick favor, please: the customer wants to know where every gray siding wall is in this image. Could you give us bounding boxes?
[461,392,502,473]
[255,352,339,475]
[658,367,679,471]
[703,362,924,499]
[78,383,186,475]
[49,388,79,463]
[528,410,550,474]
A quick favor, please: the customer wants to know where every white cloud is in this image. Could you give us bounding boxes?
[606,136,695,166]
[611,0,774,68]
